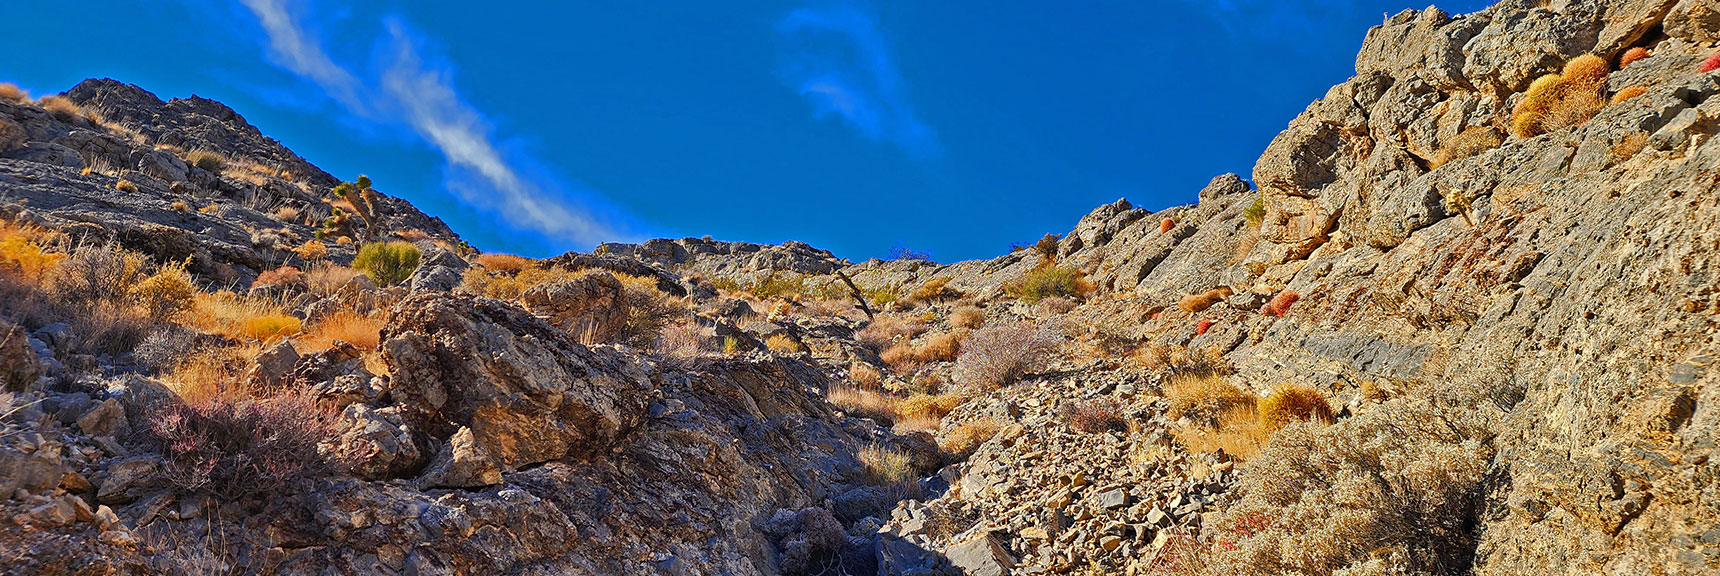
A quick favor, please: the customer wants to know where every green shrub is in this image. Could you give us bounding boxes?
[748,272,805,299]
[1003,265,1094,304]
[352,241,421,286]
[1243,194,1265,227]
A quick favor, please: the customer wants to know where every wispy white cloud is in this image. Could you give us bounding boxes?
[777,2,941,159]
[237,0,631,249]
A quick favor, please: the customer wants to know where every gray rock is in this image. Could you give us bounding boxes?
[946,533,1014,576]
[417,427,502,489]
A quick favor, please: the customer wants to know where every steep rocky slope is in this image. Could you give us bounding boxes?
[4,1,1720,575]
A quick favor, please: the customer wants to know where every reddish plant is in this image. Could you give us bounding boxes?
[1703,51,1720,73]
[252,265,304,289]
[147,388,342,500]
[1618,47,1649,69]
[1063,397,1126,433]
[1159,217,1175,233]
[1196,319,1214,335]
[1261,290,1300,317]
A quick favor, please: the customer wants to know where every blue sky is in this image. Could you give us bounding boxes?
[0,0,1492,262]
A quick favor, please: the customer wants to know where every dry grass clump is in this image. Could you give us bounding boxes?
[1035,296,1076,315]
[938,418,1001,458]
[764,334,806,354]
[881,332,962,373]
[458,261,581,301]
[37,96,85,122]
[1175,407,1271,460]
[864,284,902,308]
[295,310,384,352]
[252,265,304,289]
[1163,373,1255,426]
[849,362,883,388]
[292,240,329,261]
[949,305,986,329]
[952,320,1062,391]
[1004,265,1095,304]
[908,277,961,304]
[304,263,364,297]
[748,272,806,300]
[1429,126,1504,169]
[1257,384,1334,432]
[183,149,228,174]
[0,228,65,281]
[1064,397,1126,433]
[171,201,190,212]
[1198,394,1494,575]
[0,83,28,103]
[1261,290,1300,317]
[474,252,534,272]
[855,313,927,349]
[184,291,300,343]
[115,179,138,193]
[134,259,197,320]
[828,383,900,423]
[858,445,916,485]
[1178,286,1233,313]
[898,393,964,422]
[656,321,710,366]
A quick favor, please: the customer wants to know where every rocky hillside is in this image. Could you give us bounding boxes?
[3,0,1720,575]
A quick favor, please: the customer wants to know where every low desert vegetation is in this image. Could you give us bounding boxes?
[1429,125,1504,169]
[1611,85,1647,104]
[1261,290,1300,317]
[115,179,138,193]
[656,320,710,366]
[1512,54,1614,138]
[949,305,986,329]
[146,386,342,500]
[352,241,421,286]
[295,310,384,352]
[1004,264,1096,304]
[1619,46,1649,68]
[880,332,962,374]
[1257,383,1335,432]
[855,313,928,349]
[952,320,1062,391]
[937,418,1001,458]
[1178,286,1233,313]
[748,272,807,300]
[0,82,28,103]
[907,276,961,304]
[1242,194,1265,227]
[474,252,534,272]
[183,149,228,174]
[858,445,916,486]
[1064,397,1126,433]
[764,334,806,354]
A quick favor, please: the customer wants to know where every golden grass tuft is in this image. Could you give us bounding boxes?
[37,95,84,122]
[850,362,882,388]
[881,332,963,373]
[1163,372,1255,425]
[0,228,65,282]
[764,334,805,354]
[908,277,961,303]
[828,383,900,423]
[115,179,138,193]
[1178,286,1233,313]
[938,418,1002,458]
[239,314,302,342]
[295,310,385,353]
[293,240,329,261]
[474,252,534,273]
[183,149,228,174]
[1173,407,1270,460]
[1004,265,1096,304]
[1257,384,1335,433]
[171,201,190,212]
[950,305,986,329]
[0,83,28,103]
[184,291,300,343]
[1429,126,1504,169]
[858,445,916,485]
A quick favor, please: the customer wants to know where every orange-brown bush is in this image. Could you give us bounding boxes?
[1257,384,1334,432]
[474,252,534,272]
[0,83,27,103]
[908,276,961,303]
[1003,265,1095,304]
[146,386,343,500]
[1611,85,1647,104]
[1178,286,1233,313]
[1261,290,1300,317]
[1619,46,1649,68]
[849,362,883,388]
[115,179,138,193]
[1163,373,1255,426]
[828,383,899,423]
[938,418,1001,458]
[252,266,305,289]
[134,259,198,320]
[764,334,805,354]
[949,305,986,329]
[855,314,927,349]
[882,332,963,374]
[296,310,383,352]
[292,240,329,261]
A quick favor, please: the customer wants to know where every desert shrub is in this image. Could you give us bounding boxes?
[748,272,806,300]
[292,240,328,262]
[908,277,960,303]
[115,179,138,193]
[849,362,882,388]
[1004,265,1095,304]
[171,201,190,212]
[296,310,383,352]
[855,314,927,349]
[352,241,421,286]
[765,334,805,354]
[474,252,533,272]
[613,273,681,348]
[134,259,198,320]
[882,332,962,374]
[1036,295,1077,316]
[1619,47,1649,68]
[1257,384,1334,432]
[183,149,227,174]
[1262,290,1300,317]
[708,275,743,293]
[1178,287,1233,313]
[1200,393,1495,575]
[1512,74,1565,138]
[1611,85,1647,104]
[0,231,64,281]
[185,291,296,343]
[863,284,901,308]
[51,242,146,305]
[938,418,1001,458]
[1429,126,1504,169]
[146,387,342,500]
[1164,373,1255,425]
[1242,194,1265,227]
[1515,56,1612,138]
[0,83,27,103]
[898,393,964,423]
[135,327,202,372]
[1175,407,1271,460]
[1032,233,1061,265]
[657,321,709,366]
[722,336,741,354]
[858,445,915,485]
[949,305,986,329]
[1703,51,1720,73]
[1065,397,1126,433]
[952,320,1062,391]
